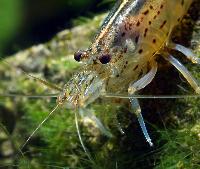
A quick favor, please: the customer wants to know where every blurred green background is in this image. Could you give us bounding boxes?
[0,0,114,57]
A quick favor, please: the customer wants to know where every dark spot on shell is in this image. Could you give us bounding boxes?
[74,51,83,62]
[153,39,156,43]
[121,32,126,37]
[144,28,148,37]
[138,70,143,79]
[181,0,184,6]
[135,35,139,44]
[136,21,140,26]
[149,21,152,25]
[99,54,111,64]
[149,5,153,9]
[93,60,98,64]
[160,4,163,9]
[133,65,139,71]
[157,11,160,15]
[138,49,143,54]
[143,10,149,15]
[124,47,127,53]
[160,20,167,29]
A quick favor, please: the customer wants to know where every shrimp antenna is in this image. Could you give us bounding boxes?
[74,110,93,162]
[103,93,200,99]
[0,58,62,92]
[0,93,58,98]
[20,104,60,150]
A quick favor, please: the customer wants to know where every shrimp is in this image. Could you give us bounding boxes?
[1,0,199,159]
[55,0,199,147]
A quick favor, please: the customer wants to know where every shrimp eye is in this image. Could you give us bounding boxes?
[99,54,111,64]
[74,51,83,62]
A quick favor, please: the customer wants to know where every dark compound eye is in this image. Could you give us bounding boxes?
[99,54,111,64]
[74,51,83,62]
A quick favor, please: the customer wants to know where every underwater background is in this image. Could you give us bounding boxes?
[0,0,200,168]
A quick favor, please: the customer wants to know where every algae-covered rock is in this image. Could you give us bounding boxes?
[0,1,199,169]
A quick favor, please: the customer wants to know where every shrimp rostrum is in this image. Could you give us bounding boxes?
[28,0,200,147]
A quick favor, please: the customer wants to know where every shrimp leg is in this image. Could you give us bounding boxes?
[165,55,200,94]
[128,62,158,146]
[168,43,200,64]
[79,108,113,138]
[129,98,153,147]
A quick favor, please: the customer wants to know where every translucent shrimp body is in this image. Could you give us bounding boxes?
[57,0,199,145]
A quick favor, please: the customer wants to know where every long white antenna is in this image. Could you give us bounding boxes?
[74,111,93,162]
[103,93,200,99]
[21,104,60,150]
[0,93,58,98]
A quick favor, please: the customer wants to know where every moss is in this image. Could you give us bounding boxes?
[0,2,199,169]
